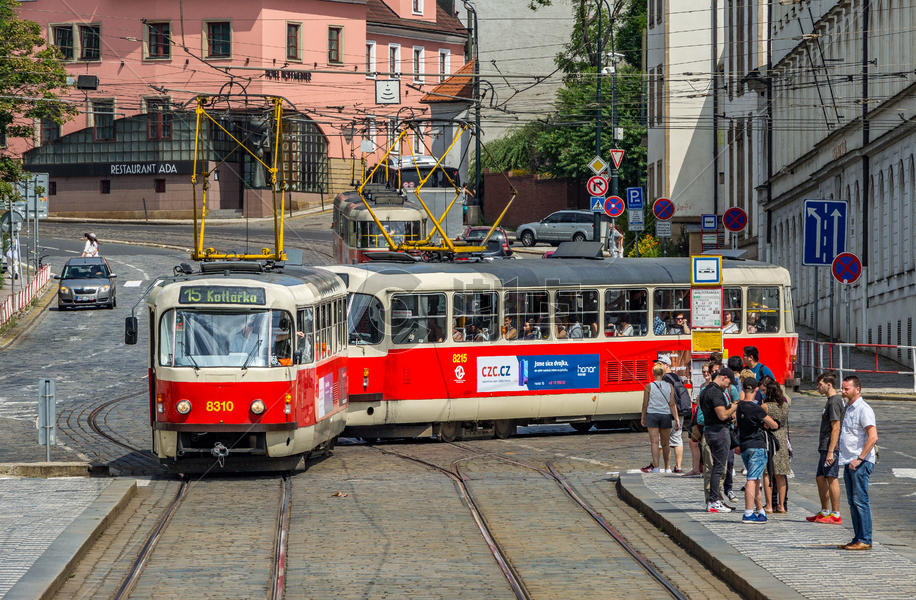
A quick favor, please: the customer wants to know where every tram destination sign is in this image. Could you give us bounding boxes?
[179,286,266,305]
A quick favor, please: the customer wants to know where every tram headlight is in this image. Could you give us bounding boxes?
[176,399,192,415]
[250,399,266,415]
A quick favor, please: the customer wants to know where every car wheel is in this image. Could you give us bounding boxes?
[520,231,535,247]
[572,232,586,242]
[57,302,65,311]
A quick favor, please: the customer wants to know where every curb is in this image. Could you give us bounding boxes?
[0,281,56,351]
[0,462,109,477]
[4,479,137,600]
[616,474,805,600]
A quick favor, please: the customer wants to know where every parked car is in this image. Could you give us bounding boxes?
[55,257,117,309]
[455,226,513,260]
[516,210,606,247]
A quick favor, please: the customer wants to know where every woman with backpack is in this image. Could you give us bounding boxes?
[640,359,680,473]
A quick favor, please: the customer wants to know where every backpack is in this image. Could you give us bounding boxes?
[663,372,692,418]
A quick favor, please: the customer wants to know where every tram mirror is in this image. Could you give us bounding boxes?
[125,316,138,345]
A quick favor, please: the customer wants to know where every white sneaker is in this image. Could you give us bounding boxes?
[727,491,739,503]
[650,467,660,473]
[707,501,732,513]
[662,468,672,473]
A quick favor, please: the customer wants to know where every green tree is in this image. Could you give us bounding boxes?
[0,0,74,199]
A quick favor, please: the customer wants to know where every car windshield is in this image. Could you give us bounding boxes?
[158,309,293,368]
[62,263,107,279]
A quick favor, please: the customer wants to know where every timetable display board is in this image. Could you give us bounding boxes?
[691,287,723,329]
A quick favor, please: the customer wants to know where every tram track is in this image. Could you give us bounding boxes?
[373,442,686,600]
[111,474,292,599]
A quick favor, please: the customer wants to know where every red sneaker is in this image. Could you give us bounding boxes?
[814,513,838,524]
[826,515,843,524]
[806,513,825,522]
[640,464,656,473]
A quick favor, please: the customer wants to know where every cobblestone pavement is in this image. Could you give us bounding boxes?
[639,472,916,599]
[0,478,112,597]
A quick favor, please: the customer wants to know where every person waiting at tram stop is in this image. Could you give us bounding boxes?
[640,359,680,473]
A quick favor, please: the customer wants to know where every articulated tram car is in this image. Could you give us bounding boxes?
[325,258,797,441]
[129,262,349,471]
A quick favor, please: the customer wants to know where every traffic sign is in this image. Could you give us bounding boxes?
[609,149,624,169]
[701,214,718,232]
[628,207,644,231]
[803,199,847,266]
[604,196,624,218]
[722,207,748,232]
[590,196,605,212]
[586,175,609,197]
[652,198,675,221]
[625,187,644,210]
[1,210,24,234]
[832,252,862,284]
[588,155,609,175]
[655,220,671,238]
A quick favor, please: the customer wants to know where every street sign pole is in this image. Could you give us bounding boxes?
[814,269,819,342]
[37,379,56,461]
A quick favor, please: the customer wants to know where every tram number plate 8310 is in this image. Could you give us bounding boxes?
[206,401,235,412]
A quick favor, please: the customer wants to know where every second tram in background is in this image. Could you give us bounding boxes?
[126,261,349,472]
[332,188,426,264]
[325,256,797,441]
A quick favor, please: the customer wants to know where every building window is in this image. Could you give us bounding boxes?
[656,0,663,25]
[412,0,424,15]
[147,22,170,59]
[389,44,400,78]
[91,99,115,141]
[48,181,57,196]
[155,179,166,193]
[100,180,111,194]
[366,41,376,78]
[147,98,172,140]
[328,26,342,64]
[412,47,424,82]
[52,25,74,60]
[206,22,231,58]
[40,119,60,145]
[438,49,449,82]
[79,24,100,61]
[287,23,300,61]
[656,64,664,124]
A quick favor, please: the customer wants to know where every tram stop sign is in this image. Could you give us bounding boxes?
[831,252,862,284]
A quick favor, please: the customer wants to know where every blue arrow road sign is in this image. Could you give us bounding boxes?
[590,196,605,212]
[626,187,644,210]
[803,199,847,266]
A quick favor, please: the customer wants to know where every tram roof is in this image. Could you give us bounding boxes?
[329,257,790,290]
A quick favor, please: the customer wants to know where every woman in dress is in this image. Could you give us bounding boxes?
[762,380,791,512]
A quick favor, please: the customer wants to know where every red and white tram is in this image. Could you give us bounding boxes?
[332,189,426,264]
[126,261,349,471]
[325,257,797,440]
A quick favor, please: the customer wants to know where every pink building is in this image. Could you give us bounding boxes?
[15,0,467,217]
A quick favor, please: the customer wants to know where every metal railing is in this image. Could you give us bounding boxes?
[0,265,51,328]
[797,339,916,392]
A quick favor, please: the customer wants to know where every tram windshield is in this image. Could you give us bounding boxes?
[357,220,422,248]
[159,309,293,368]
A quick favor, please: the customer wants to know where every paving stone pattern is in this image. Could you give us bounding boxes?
[0,478,111,597]
[640,473,916,600]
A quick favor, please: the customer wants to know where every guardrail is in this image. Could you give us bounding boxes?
[797,338,916,392]
[0,265,51,328]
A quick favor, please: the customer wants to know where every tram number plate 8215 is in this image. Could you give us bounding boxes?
[206,401,235,412]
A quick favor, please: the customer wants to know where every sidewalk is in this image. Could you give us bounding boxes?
[619,472,916,600]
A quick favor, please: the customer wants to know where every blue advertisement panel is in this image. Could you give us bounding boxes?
[477,354,600,393]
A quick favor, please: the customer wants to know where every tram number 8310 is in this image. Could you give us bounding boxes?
[206,401,235,412]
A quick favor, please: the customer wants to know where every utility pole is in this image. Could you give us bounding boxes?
[593,1,620,247]
[593,1,604,243]
[462,1,481,218]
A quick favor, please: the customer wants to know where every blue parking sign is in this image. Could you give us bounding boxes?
[626,187,644,210]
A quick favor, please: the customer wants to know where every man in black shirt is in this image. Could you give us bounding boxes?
[737,377,779,523]
[700,367,738,512]
[807,372,845,524]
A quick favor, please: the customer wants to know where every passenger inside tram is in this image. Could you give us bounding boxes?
[427,319,445,343]
[568,319,584,338]
[503,317,518,340]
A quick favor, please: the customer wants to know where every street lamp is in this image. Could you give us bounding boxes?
[593,0,623,245]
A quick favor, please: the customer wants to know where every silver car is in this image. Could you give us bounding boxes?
[516,210,602,247]
[55,257,117,309]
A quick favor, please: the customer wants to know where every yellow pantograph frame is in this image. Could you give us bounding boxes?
[356,120,517,254]
[190,96,287,261]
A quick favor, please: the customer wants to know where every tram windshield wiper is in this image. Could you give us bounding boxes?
[185,353,200,372]
[241,339,262,371]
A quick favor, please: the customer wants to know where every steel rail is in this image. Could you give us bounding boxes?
[269,475,293,600]
[112,479,190,600]
[450,442,688,600]
[369,445,531,600]
[86,391,152,456]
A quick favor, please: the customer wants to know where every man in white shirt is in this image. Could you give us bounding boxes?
[836,375,878,550]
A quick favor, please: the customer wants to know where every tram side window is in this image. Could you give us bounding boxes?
[604,288,648,337]
[783,287,795,333]
[653,288,691,335]
[391,293,447,344]
[504,291,549,340]
[723,287,742,334]
[453,292,498,342]
[555,290,599,339]
[297,308,314,363]
[747,287,780,333]
[337,298,347,352]
[271,311,293,366]
[349,293,384,344]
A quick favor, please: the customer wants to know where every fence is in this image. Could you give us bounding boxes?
[0,265,52,328]
[797,338,916,392]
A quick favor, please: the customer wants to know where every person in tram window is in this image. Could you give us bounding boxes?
[521,321,538,340]
[668,312,691,335]
[427,319,445,343]
[747,312,759,334]
[723,311,739,333]
[474,322,489,342]
[272,316,293,366]
[556,320,569,339]
[503,316,518,340]
[568,319,584,339]
[617,315,634,337]
[452,326,465,342]
[589,321,599,338]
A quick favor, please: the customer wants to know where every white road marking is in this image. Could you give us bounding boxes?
[892,450,916,461]
[892,468,916,479]
[124,280,142,288]
[104,257,148,279]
